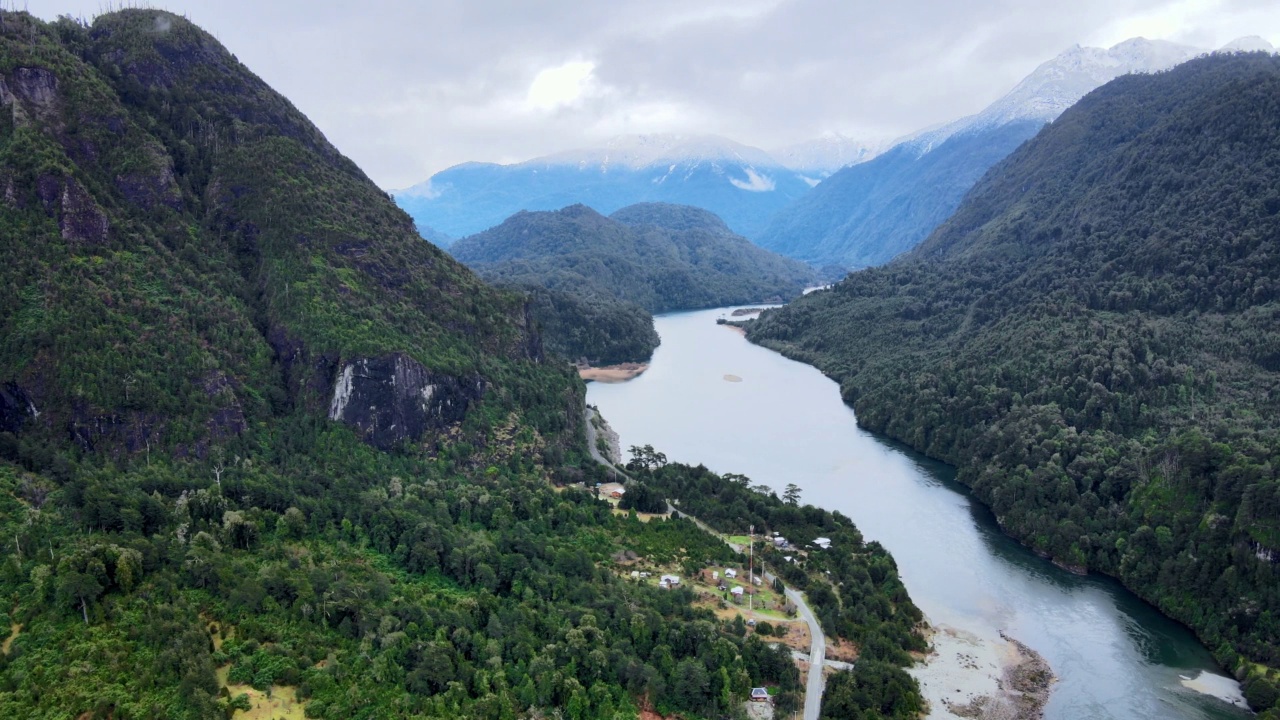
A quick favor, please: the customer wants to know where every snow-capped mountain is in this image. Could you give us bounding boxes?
[769,133,894,179]
[907,38,1203,152]
[1219,36,1276,54]
[539,134,779,171]
[757,37,1210,269]
[393,134,812,240]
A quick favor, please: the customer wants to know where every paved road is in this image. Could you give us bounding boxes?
[670,508,828,720]
[581,407,827,719]
[584,405,628,481]
[786,583,826,720]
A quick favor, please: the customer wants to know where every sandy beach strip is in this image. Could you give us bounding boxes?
[579,362,649,383]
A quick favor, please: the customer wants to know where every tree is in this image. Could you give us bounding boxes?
[783,483,801,505]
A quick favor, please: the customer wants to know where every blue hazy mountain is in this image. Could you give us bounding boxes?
[394,134,814,240]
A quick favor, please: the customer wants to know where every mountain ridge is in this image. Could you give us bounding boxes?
[755,36,1209,270]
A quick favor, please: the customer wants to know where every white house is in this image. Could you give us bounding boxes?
[773,536,787,548]
[660,574,680,587]
[812,537,832,550]
[730,586,745,599]
[724,568,738,579]
[750,687,771,702]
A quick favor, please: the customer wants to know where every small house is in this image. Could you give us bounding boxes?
[773,536,787,548]
[812,537,832,550]
[660,574,680,587]
[752,575,763,586]
[712,571,719,580]
[724,568,738,579]
[731,586,745,600]
[750,687,771,703]
[630,570,640,579]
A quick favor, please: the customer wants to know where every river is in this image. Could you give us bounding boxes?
[586,306,1252,720]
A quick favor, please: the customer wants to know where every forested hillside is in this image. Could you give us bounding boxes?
[450,203,814,364]
[519,285,660,366]
[452,203,815,314]
[0,10,918,719]
[748,52,1280,714]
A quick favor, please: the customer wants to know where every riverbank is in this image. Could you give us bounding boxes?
[578,362,648,382]
[911,626,1055,720]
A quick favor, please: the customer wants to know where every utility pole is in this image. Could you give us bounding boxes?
[749,524,753,613]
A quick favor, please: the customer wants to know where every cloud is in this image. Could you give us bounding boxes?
[729,167,776,192]
[525,60,598,112]
[30,0,1280,188]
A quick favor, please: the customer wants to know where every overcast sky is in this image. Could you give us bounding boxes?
[28,0,1280,188]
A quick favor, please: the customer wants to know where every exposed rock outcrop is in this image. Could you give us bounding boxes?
[0,381,37,433]
[328,353,484,449]
[57,177,110,244]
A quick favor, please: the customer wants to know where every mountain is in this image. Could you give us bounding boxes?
[451,203,816,315]
[768,133,892,180]
[393,134,814,239]
[757,37,1203,269]
[0,11,931,719]
[746,52,1280,713]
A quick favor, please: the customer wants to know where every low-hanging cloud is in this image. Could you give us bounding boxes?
[728,167,776,192]
[31,0,1280,188]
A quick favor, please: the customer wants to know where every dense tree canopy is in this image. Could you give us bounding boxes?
[750,52,1280,714]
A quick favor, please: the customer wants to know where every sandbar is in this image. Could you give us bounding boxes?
[579,362,649,383]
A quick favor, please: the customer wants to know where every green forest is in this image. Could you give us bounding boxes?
[0,9,927,720]
[449,202,816,364]
[621,452,927,718]
[748,52,1280,715]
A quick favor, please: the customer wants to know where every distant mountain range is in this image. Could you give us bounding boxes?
[399,36,1276,270]
[395,135,816,241]
[754,37,1219,269]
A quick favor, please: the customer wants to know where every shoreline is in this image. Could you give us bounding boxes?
[579,362,649,383]
[909,625,1055,720]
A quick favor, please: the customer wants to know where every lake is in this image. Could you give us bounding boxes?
[587,306,1251,720]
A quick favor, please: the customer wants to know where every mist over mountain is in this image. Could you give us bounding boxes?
[394,134,814,240]
[755,37,1205,269]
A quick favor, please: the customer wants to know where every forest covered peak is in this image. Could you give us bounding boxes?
[912,51,1280,267]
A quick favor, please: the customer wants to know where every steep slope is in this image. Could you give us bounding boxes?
[451,203,815,314]
[747,52,1280,713]
[758,121,1044,267]
[0,14,931,720]
[393,134,813,239]
[0,9,575,457]
[757,38,1202,269]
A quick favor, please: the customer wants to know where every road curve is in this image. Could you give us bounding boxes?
[584,405,629,481]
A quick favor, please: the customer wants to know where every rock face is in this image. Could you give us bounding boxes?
[328,354,484,449]
[0,381,36,433]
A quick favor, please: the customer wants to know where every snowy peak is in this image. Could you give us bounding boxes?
[770,133,895,176]
[538,134,782,171]
[908,37,1203,152]
[975,37,1202,128]
[1219,36,1276,54]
